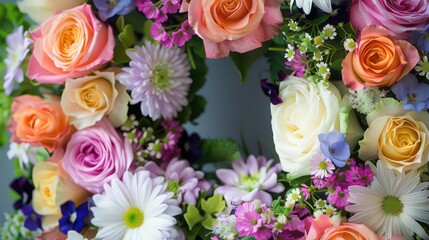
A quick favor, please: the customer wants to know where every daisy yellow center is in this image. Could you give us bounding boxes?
[291,193,300,201]
[382,196,403,216]
[240,173,260,191]
[421,61,429,72]
[123,207,144,228]
[347,41,356,49]
[151,62,170,91]
[318,161,328,170]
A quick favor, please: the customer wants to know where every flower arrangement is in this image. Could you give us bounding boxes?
[0,0,428,240]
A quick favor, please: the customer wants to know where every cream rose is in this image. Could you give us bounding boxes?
[61,70,130,130]
[359,98,429,172]
[17,0,86,24]
[271,76,342,177]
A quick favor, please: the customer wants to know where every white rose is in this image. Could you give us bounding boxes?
[17,0,86,24]
[270,76,342,178]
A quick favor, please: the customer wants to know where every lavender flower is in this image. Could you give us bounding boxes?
[93,0,135,21]
[215,155,284,205]
[411,24,429,54]
[318,131,350,168]
[3,26,32,95]
[143,158,211,205]
[117,41,192,120]
[391,74,429,112]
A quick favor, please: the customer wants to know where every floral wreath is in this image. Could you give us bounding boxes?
[1,0,429,239]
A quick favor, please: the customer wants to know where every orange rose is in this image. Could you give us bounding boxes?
[320,223,378,240]
[342,26,419,90]
[8,95,74,152]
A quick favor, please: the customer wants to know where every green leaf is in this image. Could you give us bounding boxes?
[288,175,311,186]
[330,58,343,71]
[116,16,125,32]
[198,139,241,164]
[187,37,206,59]
[200,194,226,229]
[266,48,286,83]
[189,95,206,122]
[302,13,330,26]
[185,224,202,240]
[123,9,148,34]
[230,42,268,84]
[177,105,192,124]
[142,20,155,43]
[113,43,130,64]
[118,24,137,49]
[184,204,204,230]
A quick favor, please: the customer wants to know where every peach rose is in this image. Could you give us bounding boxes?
[188,0,283,58]
[27,4,115,84]
[320,223,378,240]
[8,95,74,153]
[342,26,419,90]
[359,98,429,173]
[61,70,130,130]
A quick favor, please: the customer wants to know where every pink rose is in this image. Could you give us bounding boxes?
[350,0,429,40]
[188,0,283,58]
[62,118,133,193]
[27,3,115,84]
[320,223,378,240]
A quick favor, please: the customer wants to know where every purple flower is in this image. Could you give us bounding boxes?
[275,215,306,240]
[260,79,282,105]
[143,158,211,205]
[150,22,168,41]
[290,202,310,218]
[22,204,42,231]
[136,0,161,19]
[10,177,34,210]
[59,201,89,234]
[412,24,429,54]
[4,26,32,95]
[93,0,135,21]
[310,152,335,179]
[327,186,350,209]
[285,50,308,78]
[161,0,180,14]
[345,164,374,187]
[318,131,350,168]
[391,74,429,112]
[181,132,202,163]
[235,202,273,240]
[161,119,183,162]
[215,155,284,205]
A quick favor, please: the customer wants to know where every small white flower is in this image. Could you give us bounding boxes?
[415,55,429,80]
[313,210,324,218]
[312,51,323,61]
[285,44,296,61]
[315,199,328,209]
[324,204,337,216]
[147,139,162,159]
[322,24,337,40]
[343,38,356,52]
[121,115,139,132]
[288,20,301,31]
[316,62,330,79]
[286,188,302,203]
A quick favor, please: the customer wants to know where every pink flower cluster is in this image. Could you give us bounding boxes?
[136,0,194,47]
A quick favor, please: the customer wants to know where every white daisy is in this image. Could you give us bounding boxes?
[286,188,302,204]
[415,56,429,80]
[343,38,356,52]
[67,231,89,240]
[310,152,335,178]
[346,162,429,240]
[117,41,192,120]
[316,62,330,79]
[91,171,182,240]
[322,24,337,40]
[290,0,332,15]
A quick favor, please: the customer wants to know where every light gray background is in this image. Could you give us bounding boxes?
[0,57,275,224]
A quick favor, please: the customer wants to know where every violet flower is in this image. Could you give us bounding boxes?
[143,158,211,205]
[391,74,429,112]
[215,155,284,205]
[93,0,135,21]
[261,79,282,105]
[318,131,350,168]
[10,177,34,210]
[59,201,89,234]
[412,24,429,54]
[22,204,42,231]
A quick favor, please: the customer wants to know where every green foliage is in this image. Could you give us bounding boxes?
[113,17,139,64]
[197,139,241,164]
[184,194,226,231]
[271,197,292,217]
[0,92,11,147]
[230,42,269,84]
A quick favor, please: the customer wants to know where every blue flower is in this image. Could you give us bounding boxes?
[261,79,283,105]
[391,74,429,112]
[10,177,34,210]
[412,24,429,54]
[93,0,135,21]
[318,130,350,168]
[21,204,42,231]
[59,201,89,234]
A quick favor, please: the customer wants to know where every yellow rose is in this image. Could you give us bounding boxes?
[32,161,90,229]
[359,98,429,172]
[61,70,130,130]
[17,0,86,24]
